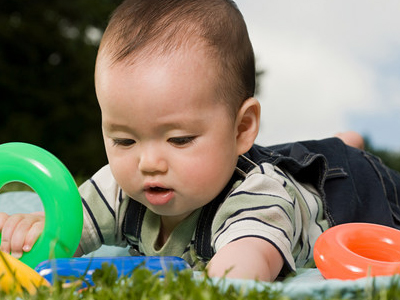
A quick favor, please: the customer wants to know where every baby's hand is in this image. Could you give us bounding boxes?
[0,212,45,259]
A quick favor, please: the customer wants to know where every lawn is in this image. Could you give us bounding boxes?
[2,263,400,300]
[2,182,400,299]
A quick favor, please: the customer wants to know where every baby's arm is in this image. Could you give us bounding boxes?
[0,212,44,258]
[206,237,284,281]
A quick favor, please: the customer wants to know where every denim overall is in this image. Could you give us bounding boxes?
[123,137,400,261]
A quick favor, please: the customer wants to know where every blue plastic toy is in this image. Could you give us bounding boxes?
[35,256,190,287]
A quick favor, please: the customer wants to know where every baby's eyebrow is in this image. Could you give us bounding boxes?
[156,120,205,132]
[102,117,204,134]
[102,122,131,132]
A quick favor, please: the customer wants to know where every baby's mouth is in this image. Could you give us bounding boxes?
[144,185,174,206]
[148,186,169,192]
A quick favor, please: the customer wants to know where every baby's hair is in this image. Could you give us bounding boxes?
[99,0,255,117]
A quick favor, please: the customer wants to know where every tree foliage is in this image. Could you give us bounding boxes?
[0,0,119,177]
[1,0,399,180]
[364,137,400,173]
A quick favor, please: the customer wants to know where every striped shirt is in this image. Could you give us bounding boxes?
[78,155,329,273]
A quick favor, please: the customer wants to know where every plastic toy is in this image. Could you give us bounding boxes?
[0,142,83,269]
[314,223,400,280]
[0,143,189,294]
[0,251,50,294]
[0,251,189,293]
[35,256,190,287]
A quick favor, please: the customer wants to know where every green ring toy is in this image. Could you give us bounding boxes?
[0,142,83,269]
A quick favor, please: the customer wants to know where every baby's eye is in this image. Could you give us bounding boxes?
[168,136,196,146]
[112,138,136,147]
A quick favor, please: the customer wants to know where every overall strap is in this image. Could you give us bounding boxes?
[122,198,147,248]
[194,167,248,261]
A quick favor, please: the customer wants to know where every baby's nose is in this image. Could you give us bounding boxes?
[138,148,168,174]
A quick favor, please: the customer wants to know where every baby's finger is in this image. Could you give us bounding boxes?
[0,212,10,253]
[10,216,42,258]
[0,212,10,230]
[22,220,45,253]
[0,214,24,254]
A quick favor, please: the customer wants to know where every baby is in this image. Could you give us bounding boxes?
[1,0,400,282]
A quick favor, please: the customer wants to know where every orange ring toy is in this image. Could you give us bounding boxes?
[314,223,400,280]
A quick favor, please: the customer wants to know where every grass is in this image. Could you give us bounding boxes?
[2,263,400,300]
[0,176,86,194]
[2,181,400,299]
[0,182,34,193]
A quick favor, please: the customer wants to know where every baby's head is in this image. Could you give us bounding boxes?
[94,0,261,222]
[96,0,255,118]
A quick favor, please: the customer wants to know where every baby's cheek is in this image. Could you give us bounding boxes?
[181,158,230,197]
[111,159,138,194]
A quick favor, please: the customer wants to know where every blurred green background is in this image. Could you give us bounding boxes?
[0,0,120,178]
[1,0,399,181]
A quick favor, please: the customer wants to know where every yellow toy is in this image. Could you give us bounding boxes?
[0,250,50,294]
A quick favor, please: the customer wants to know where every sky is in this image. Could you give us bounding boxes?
[234,1,400,151]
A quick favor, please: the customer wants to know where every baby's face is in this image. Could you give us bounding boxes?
[95,48,241,227]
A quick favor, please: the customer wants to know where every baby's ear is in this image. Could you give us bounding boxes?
[235,97,261,155]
